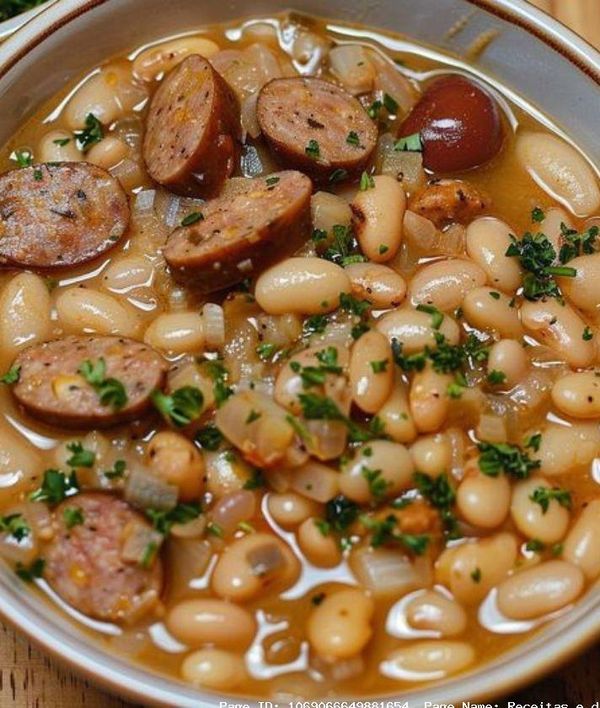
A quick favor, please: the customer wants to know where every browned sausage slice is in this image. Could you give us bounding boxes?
[44,493,163,622]
[11,336,167,428]
[0,162,129,269]
[256,77,377,183]
[143,54,241,197]
[409,179,490,228]
[164,170,312,292]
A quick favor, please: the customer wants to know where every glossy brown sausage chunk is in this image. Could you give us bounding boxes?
[11,336,167,428]
[143,54,241,197]
[399,75,504,173]
[257,77,377,183]
[410,179,490,228]
[0,162,129,269]
[164,171,313,292]
[44,493,163,622]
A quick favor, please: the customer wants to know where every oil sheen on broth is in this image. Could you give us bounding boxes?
[0,11,599,700]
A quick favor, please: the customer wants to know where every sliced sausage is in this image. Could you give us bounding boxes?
[0,162,129,269]
[256,77,377,182]
[143,54,241,197]
[409,179,490,228]
[11,335,167,428]
[44,493,163,622]
[164,170,312,292]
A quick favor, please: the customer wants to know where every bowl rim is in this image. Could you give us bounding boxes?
[0,0,599,706]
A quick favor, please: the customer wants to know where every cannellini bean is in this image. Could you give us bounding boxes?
[377,376,417,444]
[37,130,81,162]
[409,366,452,433]
[537,422,600,476]
[558,253,600,315]
[510,477,570,543]
[205,450,254,498]
[133,36,220,81]
[457,470,511,529]
[344,262,407,309]
[539,206,574,253]
[462,287,522,339]
[180,648,245,689]
[551,372,600,419]
[86,136,128,169]
[166,598,256,649]
[497,560,584,620]
[383,641,475,678]
[435,532,518,605]
[0,273,52,357]
[307,588,374,660]
[255,257,351,315]
[520,298,594,369]
[376,308,460,354]
[516,132,600,217]
[340,441,414,504]
[311,191,352,233]
[409,259,486,312]
[487,340,529,388]
[351,176,406,262]
[211,533,299,602]
[466,217,522,293]
[267,493,321,529]
[147,432,205,502]
[563,500,600,579]
[102,254,154,292]
[409,434,451,477]
[349,330,393,414]
[405,591,468,637]
[143,312,204,354]
[297,517,342,567]
[56,287,139,336]
[290,461,340,503]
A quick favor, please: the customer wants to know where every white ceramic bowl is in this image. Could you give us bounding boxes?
[0,1,598,706]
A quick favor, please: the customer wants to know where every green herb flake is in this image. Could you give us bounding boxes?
[151,386,203,427]
[361,465,389,502]
[477,441,540,479]
[0,365,21,385]
[265,176,280,187]
[245,409,262,424]
[583,326,594,341]
[325,495,359,532]
[243,468,266,490]
[529,486,572,514]
[66,441,95,469]
[63,507,84,529]
[394,132,423,152]
[0,513,30,542]
[140,541,159,569]
[181,211,204,227]
[416,303,444,330]
[305,139,320,159]
[525,538,545,553]
[524,433,542,452]
[489,291,501,300]
[15,558,45,583]
[313,519,331,536]
[328,168,349,184]
[75,113,104,152]
[471,567,482,583]
[30,469,79,505]
[103,459,127,480]
[207,521,224,538]
[78,358,128,410]
[53,137,71,147]
[531,207,545,223]
[370,359,388,374]
[367,99,383,119]
[487,369,507,385]
[146,503,201,536]
[359,171,375,191]
[204,360,233,407]
[12,149,33,168]
[195,425,223,451]
[383,92,399,114]
[346,131,360,147]
[33,168,43,181]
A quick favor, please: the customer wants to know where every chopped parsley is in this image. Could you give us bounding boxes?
[53,137,71,147]
[305,139,320,159]
[0,513,30,542]
[531,207,545,223]
[370,359,388,374]
[203,360,233,407]
[245,409,262,424]
[487,369,507,385]
[346,131,360,147]
[15,558,45,582]
[75,113,104,152]
[413,472,460,538]
[290,346,343,389]
[303,314,328,336]
[146,503,201,535]
[325,495,359,532]
[63,507,84,529]
[416,304,444,330]
[30,469,79,504]
[470,567,482,583]
[328,168,348,184]
[339,292,370,317]
[529,486,572,514]
[359,171,375,191]
[313,518,331,536]
[78,358,128,410]
[321,224,359,266]
[583,326,594,341]
[394,132,423,152]
[524,433,542,452]
[180,211,204,227]
[103,459,126,480]
[360,514,430,555]
[12,149,33,167]
[0,365,21,384]
[478,441,540,479]
[558,223,598,264]
[207,521,224,538]
[367,99,383,119]
[195,425,223,451]
[525,538,545,553]
[383,92,399,114]
[265,175,280,187]
[489,291,501,300]
[243,468,266,490]
[152,386,203,427]
[361,465,389,502]
[66,442,95,469]
[140,541,159,568]
[256,342,279,361]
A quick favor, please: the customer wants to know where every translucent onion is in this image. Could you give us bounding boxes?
[202,303,225,349]
[125,468,178,511]
[476,413,508,444]
[369,50,419,115]
[241,92,261,139]
[350,547,432,598]
[134,189,156,216]
[329,44,375,95]
[292,31,330,71]
[290,461,339,502]
[377,133,426,194]
[166,538,213,599]
[121,522,163,564]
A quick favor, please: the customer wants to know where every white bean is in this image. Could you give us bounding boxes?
[462,287,522,339]
[255,257,351,315]
[37,130,81,162]
[563,500,600,579]
[537,422,600,476]
[0,273,52,357]
[466,217,522,293]
[297,517,342,567]
[166,598,256,649]
[409,259,486,312]
[143,312,204,354]
[409,434,451,477]
[510,477,570,544]
[457,470,511,529]
[496,560,584,620]
[383,641,474,679]
[311,191,352,233]
[55,287,139,336]
[340,440,414,504]
[558,253,600,315]
[102,254,154,292]
[516,132,600,217]
[267,493,321,529]
[405,591,468,637]
[551,372,600,419]
[487,339,529,388]
[351,176,405,262]
[133,36,220,81]
[376,376,417,444]
[180,648,245,689]
[409,366,452,433]
[539,206,574,253]
[521,298,594,369]
[307,588,374,660]
[147,431,205,502]
[435,532,518,605]
[86,136,128,169]
[376,308,459,354]
[344,262,406,309]
[349,330,393,414]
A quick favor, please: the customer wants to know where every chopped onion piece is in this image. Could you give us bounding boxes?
[290,461,339,503]
[241,92,261,139]
[350,547,432,598]
[121,521,163,565]
[329,44,375,95]
[134,189,156,215]
[125,469,178,512]
[202,303,225,349]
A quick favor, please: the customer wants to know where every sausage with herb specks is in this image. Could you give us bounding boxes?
[143,54,241,197]
[10,335,167,428]
[164,170,312,292]
[256,77,377,183]
[0,162,129,269]
[44,493,163,623]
